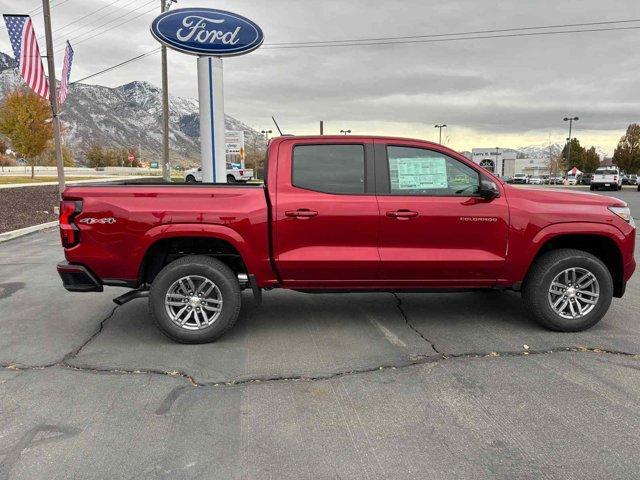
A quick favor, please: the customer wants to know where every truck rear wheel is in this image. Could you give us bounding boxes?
[522,249,612,332]
[149,256,241,343]
[227,174,236,183]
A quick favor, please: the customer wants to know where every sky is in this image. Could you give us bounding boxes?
[1,0,639,155]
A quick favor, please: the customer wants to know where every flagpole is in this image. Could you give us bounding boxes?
[41,0,65,198]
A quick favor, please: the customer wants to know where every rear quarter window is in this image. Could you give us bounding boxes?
[292,144,365,194]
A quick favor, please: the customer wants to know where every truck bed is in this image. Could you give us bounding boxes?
[62,183,276,287]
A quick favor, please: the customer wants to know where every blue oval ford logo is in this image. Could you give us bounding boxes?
[150,8,264,57]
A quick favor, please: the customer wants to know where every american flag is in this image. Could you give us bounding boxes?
[59,41,74,105]
[3,14,49,99]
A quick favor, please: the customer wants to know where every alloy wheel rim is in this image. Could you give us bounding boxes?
[548,267,599,319]
[165,275,223,330]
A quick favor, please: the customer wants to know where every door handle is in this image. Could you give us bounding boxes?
[285,209,318,218]
[386,210,418,219]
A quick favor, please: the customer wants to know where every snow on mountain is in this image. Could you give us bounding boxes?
[516,142,608,159]
[0,52,266,163]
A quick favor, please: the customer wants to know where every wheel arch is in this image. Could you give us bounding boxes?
[137,224,257,286]
[524,225,625,297]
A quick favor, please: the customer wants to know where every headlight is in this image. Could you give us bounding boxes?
[608,206,634,226]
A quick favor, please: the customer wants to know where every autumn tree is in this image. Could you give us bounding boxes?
[612,124,640,174]
[582,146,600,173]
[0,137,7,154]
[85,144,111,168]
[39,144,75,167]
[0,89,53,178]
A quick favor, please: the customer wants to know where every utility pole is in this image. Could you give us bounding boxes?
[563,116,579,169]
[42,0,65,198]
[434,124,447,144]
[161,0,174,182]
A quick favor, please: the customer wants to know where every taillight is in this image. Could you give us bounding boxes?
[59,200,82,248]
[614,176,618,181]
[239,170,244,176]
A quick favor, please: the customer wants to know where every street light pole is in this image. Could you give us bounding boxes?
[41,0,65,198]
[161,0,176,182]
[434,124,447,144]
[261,129,272,141]
[563,116,579,168]
[340,129,351,135]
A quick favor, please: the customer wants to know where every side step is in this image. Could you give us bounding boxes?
[113,288,149,306]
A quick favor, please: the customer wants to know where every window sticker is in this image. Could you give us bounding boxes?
[390,157,448,190]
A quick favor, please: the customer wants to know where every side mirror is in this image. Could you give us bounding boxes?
[478,179,500,200]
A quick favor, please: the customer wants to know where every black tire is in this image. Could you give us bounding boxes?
[589,185,595,191]
[522,248,613,332]
[227,174,236,183]
[185,175,196,183]
[149,256,241,343]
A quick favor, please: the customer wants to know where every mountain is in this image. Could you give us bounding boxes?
[0,52,266,164]
[516,142,608,159]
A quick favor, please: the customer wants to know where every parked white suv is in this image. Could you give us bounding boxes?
[185,164,254,184]
[590,166,622,191]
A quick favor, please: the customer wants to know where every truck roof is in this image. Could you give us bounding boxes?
[268,134,443,148]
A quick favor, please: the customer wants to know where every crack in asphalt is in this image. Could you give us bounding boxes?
[392,293,441,354]
[2,345,638,390]
[61,305,120,362]
[1,295,638,392]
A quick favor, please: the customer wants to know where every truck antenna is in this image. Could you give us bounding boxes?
[271,116,284,136]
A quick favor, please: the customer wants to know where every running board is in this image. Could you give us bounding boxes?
[113,288,149,306]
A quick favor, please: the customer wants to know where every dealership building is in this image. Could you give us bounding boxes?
[470,149,550,178]
[470,148,516,178]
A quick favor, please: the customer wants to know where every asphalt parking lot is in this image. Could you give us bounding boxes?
[0,186,639,479]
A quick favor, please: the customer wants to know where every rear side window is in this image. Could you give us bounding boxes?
[292,144,365,194]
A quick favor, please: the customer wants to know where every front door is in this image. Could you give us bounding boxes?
[375,140,509,286]
[273,139,379,287]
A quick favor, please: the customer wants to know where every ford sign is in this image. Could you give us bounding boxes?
[150,8,264,57]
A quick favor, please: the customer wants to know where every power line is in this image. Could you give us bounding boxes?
[54,0,157,52]
[49,0,140,43]
[69,19,640,83]
[71,47,161,84]
[267,18,640,46]
[47,0,126,38]
[261,25,640,50]
[0,0,73,30]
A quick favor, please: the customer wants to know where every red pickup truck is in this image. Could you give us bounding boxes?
[57,136,636,343]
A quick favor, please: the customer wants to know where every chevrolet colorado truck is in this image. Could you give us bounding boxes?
[57,136,636,343]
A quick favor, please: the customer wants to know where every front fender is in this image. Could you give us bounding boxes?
[506,222,627,284]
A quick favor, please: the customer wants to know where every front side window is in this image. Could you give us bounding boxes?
[387,146,480,196]
[292,144,365,194]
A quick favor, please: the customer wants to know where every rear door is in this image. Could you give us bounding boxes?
[374,140,509,286]
[273,138,379,287]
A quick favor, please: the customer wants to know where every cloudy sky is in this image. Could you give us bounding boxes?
[1,0,639,154]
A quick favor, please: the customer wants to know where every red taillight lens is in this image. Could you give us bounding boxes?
[59,200,82,248]
[239,170,244,176]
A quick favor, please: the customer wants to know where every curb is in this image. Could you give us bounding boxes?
[0,176,155,189]
[0,221,58,243]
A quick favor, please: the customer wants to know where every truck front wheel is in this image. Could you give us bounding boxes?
[522,249,612,332]
[149,256,241,343]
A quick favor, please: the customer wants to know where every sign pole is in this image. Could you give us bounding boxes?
[197,56,226,183]
[42,0,65,198]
